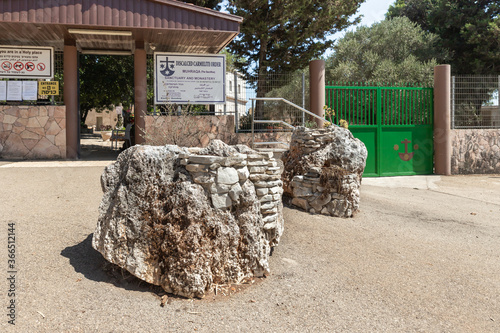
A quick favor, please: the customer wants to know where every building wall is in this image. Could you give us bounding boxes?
[451,129,500,174]
[214,72,248,117]
[0,105,66,159]
[85,108,120,130]
[479,106,500,128]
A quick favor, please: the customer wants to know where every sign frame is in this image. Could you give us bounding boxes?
[0,46,54,79]
[154,52,226,105]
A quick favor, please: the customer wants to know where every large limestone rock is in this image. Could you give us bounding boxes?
[282,126,367,217]
[92,140,284,298]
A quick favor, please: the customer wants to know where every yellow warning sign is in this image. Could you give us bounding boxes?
[38,81,59,95]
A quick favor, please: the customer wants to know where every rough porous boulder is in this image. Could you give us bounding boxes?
[92,140,284,298]
[282,126,367,217]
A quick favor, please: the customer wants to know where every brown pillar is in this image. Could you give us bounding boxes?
[309,60,325,128]
[134,41,147,145]
[64,40,79,159]
[434,65,451,175]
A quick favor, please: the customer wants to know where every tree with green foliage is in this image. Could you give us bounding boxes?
[227,0,365,98]
[79,55,135,125]
[387,0,500,74]
[219,48,243,72]
[325,17,446,86]
[183,0,222,10]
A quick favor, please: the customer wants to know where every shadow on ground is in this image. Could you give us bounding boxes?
[80,133,121,161]
[61,234,164,295]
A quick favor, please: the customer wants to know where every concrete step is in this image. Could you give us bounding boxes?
[255,147,289,160]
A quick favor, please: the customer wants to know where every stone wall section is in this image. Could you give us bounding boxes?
[290,171,360,217]
[144,114,292,148]
[144,115,236,147]
[93,141,285,298]
[0,105,66,159]
[179,147,284,246]
[282,127,367,218]
[451,129,500,174]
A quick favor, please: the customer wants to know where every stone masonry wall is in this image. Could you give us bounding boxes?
[451,129,500,174]
[0,105,66,159]
[144,114,292,148]
[179,145,284,246]
[282,127,367,218]
[93,141,285,298]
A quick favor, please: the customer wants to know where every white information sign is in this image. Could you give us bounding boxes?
[0,46,54,79]
[154,53,225,104]
[0,81,6,101]
[7,81,22,101]
[22,81,38,101]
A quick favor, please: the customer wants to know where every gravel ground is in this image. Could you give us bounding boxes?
[0,162,499,332]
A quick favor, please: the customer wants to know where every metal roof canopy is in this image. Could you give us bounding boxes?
[0,0,242,54]
[0,0,242,159]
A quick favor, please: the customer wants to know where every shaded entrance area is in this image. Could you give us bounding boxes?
[78,53,135,159]
[0,0,242,160]
[80,132,120,160]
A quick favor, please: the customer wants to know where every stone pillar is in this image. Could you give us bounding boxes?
[64,40,79,159]
[134,41,147,145]
[309,60,325,128]
[434,65,451,175]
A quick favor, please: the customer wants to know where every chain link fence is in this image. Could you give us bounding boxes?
[242,71,309,132]
[452,75,500,128]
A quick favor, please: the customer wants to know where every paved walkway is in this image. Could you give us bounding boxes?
[0,133,119,167]
[0,160,498,332]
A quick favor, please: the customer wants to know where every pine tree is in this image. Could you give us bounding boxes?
[227,0,365,98]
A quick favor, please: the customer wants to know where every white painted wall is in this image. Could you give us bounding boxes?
[215,72,247,117]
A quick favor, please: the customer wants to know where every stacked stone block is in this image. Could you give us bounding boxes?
[282,126,367,218]
[179,148,284,244]
[93,141,286,298]
[290,171,360,217]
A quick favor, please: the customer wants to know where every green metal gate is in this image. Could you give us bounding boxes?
[326,84,434,177]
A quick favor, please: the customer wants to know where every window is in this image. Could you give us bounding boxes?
[238,84,241,94]
[229,81,232,92]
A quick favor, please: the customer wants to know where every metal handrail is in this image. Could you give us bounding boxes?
[250,97,326,122]
[250,97,326,149]
[253,120,295,129]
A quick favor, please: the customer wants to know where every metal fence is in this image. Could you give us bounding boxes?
[326,82,433,126]
[452,75,500,129]
[53,51,64,104]
[243,71,308,132]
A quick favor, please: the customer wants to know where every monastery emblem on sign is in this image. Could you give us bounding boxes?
[159,57,175,77]
[393,138,419,162]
